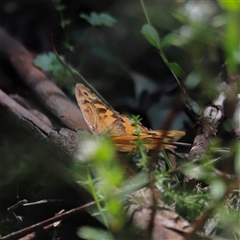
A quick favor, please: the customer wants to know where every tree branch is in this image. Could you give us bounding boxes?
[0,90,78,158]
[0,27,88,131]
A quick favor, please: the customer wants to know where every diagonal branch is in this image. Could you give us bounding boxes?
[187,92,225,164]
[0,89,78,158]
[0,27,88,131]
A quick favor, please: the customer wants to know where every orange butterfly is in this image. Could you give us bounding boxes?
[75,83,185,152]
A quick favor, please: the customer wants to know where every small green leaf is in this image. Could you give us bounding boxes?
[33,53,55,71]
[160,31,178,49]
[211,14,227,28]
[77,227,114,240]
[167,62,184,77]
[181,163,207,180]
[56,4,65,11]
[93,138,115,162]
[141,24,160,49]
[218,0,240,12]
[210,179,226,200]
[224,11,239,73]
[33,52,71,79]
[63,41,74,51]
[80,12,117,27]
[185,72,201,89]
[60,19,71,28]
[33,52,64,72]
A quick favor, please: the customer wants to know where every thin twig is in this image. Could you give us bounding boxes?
[186,91,225,170]
[0,201,96,240]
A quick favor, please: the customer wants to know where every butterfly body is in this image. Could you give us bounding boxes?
[75,83,185,152]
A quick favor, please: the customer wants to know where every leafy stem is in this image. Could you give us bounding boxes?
[131,115,149,169]
[140,0,186,96]
[87,165,109,228]
[162,150,180,184]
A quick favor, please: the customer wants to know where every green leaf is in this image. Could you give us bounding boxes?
[160,31,178,49]
[224,11,240,73]
[210,179,226,200]
[63,41,74,51]
[60,19,71,28]
[167,62,184,77]
[141,24,160,49]
[33,52,71,79]
[185,72,201,89]
[218,0,240,12]
[180,163,208,180]
[56,4,65,11]
[77,227,114,240]
[34,53,55,71]
[80,12,117,27]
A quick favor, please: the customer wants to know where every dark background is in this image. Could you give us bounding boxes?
[1,0,232,238]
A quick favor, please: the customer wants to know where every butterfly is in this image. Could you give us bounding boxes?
[75,83,185,152]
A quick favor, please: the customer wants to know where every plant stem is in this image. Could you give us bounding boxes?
[87,165,109,228]
[162,150,180,184]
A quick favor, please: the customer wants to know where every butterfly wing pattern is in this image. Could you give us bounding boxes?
[75,83,185,152]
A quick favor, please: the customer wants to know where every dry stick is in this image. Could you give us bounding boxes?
[0,201,96,240]
[183,89,229,237]
[0,90,52,135]
[186,92,225,174]
[1,178,149,240]
[0,27,88,131]
[0,90,78,156]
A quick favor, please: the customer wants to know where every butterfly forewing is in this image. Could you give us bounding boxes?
[76,84,119,133]
[75,83,185,152]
